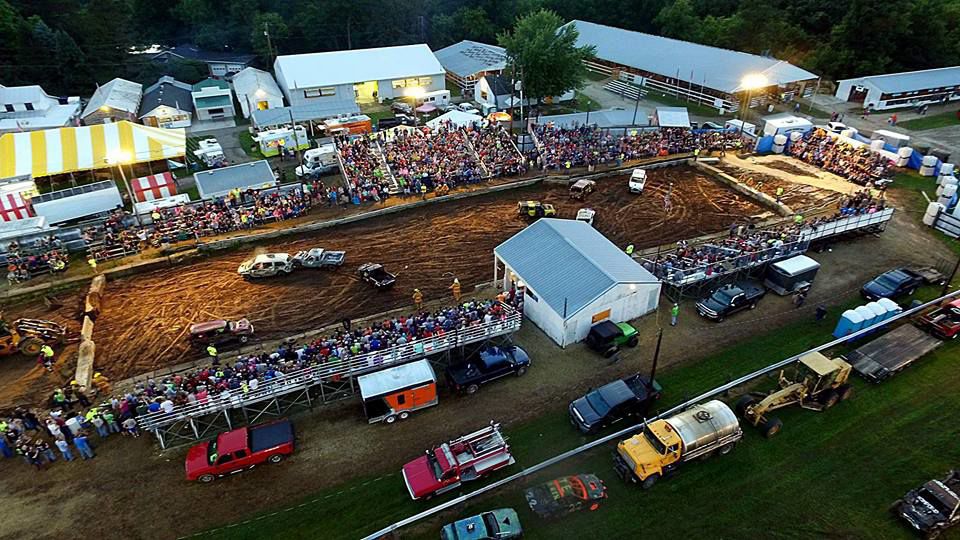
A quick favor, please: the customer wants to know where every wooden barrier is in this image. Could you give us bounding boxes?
[695,161,794,217]
[75,340,96,390]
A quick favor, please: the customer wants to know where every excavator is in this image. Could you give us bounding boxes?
[0,316,67,357]
[735,351,853,438]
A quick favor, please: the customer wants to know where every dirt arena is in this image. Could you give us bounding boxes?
[713,161,843,213]
[0,166,768,403]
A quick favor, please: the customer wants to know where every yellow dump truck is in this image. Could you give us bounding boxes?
[614,400,742,489]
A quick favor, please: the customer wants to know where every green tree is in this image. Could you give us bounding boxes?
[498,9,595,104]
[654,0,700,40]
[251,12,288,61]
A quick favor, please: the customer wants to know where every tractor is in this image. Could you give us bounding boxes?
[735,352,853,438]
[0,318,67,357]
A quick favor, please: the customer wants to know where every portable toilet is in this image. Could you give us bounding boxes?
[865,301,888,322]
[833,309,865,338]
[855,305,877,329]
[877,297,903,318]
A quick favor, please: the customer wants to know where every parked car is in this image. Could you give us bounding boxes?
[861,268,925,301]
[892,470,960,539]
[568,373,662,433]
[696,282,766,322]
[826,121,848,133]
[916,298,960,339]
[358,262,397,288]
[292,248,346,269]
[188,319,254,347]
[585,320,639,358]
[524,474,607,518]
[701,121,723,130]
[237,253,294,279]
[458,103,480,114]
[184,419,295,482]
[440,509,522,540]
[446,346,531,394]
[391,102,413,114]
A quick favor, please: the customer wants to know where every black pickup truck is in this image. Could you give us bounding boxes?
[445,346,531,394]
[568,374,662,434]
[696,282,766,322]
[861,267,924,301]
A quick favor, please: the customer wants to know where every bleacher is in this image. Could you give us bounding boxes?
[603,79,647,101]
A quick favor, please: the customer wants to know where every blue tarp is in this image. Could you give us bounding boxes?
[755,135,776,154]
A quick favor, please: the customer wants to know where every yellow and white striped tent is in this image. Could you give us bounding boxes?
[0,121,185,179]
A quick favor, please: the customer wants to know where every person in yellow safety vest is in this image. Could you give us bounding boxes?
[420,184,428,200]
[39,344,55,372]
[206,344,218,364]
[625,244,635,255]
[794,213,804,225]
[450,278,461,302]
[152,210,161,222]
[51,258,66,272]
[87,257,97,274]
[776,186,784,203]
[413,289,423,311]
[693,148,700,159]
[565,161,571,169]
[93,372,112,396]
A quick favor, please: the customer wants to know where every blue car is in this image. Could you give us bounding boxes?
[445,346,531,394]
[440,508,522,540]
[861,268,924,301]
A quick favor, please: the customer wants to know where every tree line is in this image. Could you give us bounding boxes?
[1,0,958,97]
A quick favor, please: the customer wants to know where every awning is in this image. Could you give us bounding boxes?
[131,171,178,202]
[0,191,34,222]
[415,104,437,113]
[0,120,186,179]
[656,107,691,128]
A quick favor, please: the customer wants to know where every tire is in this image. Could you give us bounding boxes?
[749,303,757,310]
[735,395,757,418]
[641,473,660,490]
[820,389,840,409]
[603,347,617,359]
[516,366,528,376]
[384,415,397,424]
[716,315,724,323]
[907,287,917,296]
[239,336,249,344]
[836,384,853,401]
[267,454,283,464]
[927,529,941,540]
[718,443,734,456]
[198,474,215,483]
[762,417,783,438]
[18,337,44,356]
[465,384,479,395]
[398,411,410,420]
[627,336,639,347]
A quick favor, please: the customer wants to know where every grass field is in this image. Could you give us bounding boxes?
[197,285,960,539]
[238,131,264,159]
[897,111,960,131]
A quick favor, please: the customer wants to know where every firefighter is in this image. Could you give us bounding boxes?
[776,186,784,203]
[38,344,55,372]
[92,372,111,396]
[625,244,635,255]
[450,278,461,303]
[206,344,219,365]
[412,289,423,311]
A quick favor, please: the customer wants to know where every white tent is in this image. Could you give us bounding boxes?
[655,107,691,128]
[426,110,483,129]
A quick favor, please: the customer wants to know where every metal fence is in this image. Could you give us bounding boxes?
[933,208,960,239]
[138,303,523,443]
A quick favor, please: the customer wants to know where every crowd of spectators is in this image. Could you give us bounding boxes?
[149,188,311,240]
[466,123,526,176]
[383,125,484,194]
[787,128,893,186]
[5,236,68,284]
[531,125,745,170]
[129,294,521,417]
[805,189,889,230]
[337,136,394,204]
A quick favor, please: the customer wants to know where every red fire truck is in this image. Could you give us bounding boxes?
[402,422,515,500]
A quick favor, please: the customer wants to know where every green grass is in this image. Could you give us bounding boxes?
[238,131,264,159]
[445,81,463,98]
[574,92,601,113]
[890,171,960,256]
[585,70,610,82]
[898,111,960,131]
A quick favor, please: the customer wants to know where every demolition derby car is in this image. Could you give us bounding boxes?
[440,509,523,540]
[569,179,596,200]
[292,248,346,269]
[892,469,960,538]
[189,319,254,346]
[358,263,397,288]
[524,474,607,518]
[518,201,556,218]
[237,253,295,278]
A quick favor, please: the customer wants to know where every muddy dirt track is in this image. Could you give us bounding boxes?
[75,166,761,380]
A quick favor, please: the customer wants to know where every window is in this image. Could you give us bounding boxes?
[235,450,247,458]
[480,90,489,100]
[3,104,13,112]
[418,77,432,86]
[207,108,224,115]
[396,393,406,405]
[24,102,34,111]
[392,77,432,89]
[305,87,336,98]
[217,454,234,465]
[524,287,538,302]
[320,87,336,96]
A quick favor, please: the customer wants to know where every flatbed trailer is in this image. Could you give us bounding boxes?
[844,324,943,383]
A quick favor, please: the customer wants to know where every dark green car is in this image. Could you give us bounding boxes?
[585,320,639,358]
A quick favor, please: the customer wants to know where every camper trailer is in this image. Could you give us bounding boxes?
[764,255,821,295]
[358,360,438,424]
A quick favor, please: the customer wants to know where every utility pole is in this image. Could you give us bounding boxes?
[942,254,960,297]
[263,22,275,66]
[649,328,663,383]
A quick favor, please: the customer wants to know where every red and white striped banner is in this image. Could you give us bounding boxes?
[0,191,34,222]
[131,172,177,202]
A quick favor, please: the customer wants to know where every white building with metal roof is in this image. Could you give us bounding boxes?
[273,44,445,118]
[566,20,818,113]
[0,84,81,134]
[834,66,960,111]
[434,40,508,93]
[494,218,661,347]
[81,78,143,125]
[231,67,284,119]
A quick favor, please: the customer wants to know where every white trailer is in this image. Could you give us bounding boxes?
[30,181,123,224]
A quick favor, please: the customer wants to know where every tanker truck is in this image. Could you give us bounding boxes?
[613,400,742,489]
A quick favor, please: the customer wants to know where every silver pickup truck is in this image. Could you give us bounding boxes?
[292,248,346,269]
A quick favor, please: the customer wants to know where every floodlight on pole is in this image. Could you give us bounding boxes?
[105,150,139,225]
[737,73,769,138]
[407,87,426,126]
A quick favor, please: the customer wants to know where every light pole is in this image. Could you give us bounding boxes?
[406,87,425,127]
[737,73,768,138]
[105,150,141,226]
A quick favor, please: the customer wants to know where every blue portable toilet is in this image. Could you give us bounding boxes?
[855,305,877,329]
[877,297,903,319]
[833,309,865,338]
[866,301,888,322]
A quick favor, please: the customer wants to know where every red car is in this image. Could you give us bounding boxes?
[916,299,960,339]
[185,419,294,482]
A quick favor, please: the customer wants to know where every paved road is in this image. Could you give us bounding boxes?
[197,125,253,166]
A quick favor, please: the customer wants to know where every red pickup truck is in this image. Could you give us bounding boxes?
[185,419,295,483]
[402,422,515,500]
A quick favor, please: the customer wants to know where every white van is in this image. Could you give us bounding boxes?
[237,253,295,279]
[629,169,647,194]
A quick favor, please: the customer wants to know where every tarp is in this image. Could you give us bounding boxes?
[415,103,438,114]
[0,121,186,179]
[426,110,482,129]
[0,191,34,222]
[655,107,691,128]
[131,171,177,202]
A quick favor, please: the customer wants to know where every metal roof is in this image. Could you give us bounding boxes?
[139,79,193,116]
[274,44,445,89]
[434,40,507,77]
[495,219,659,318]
[231,67,283,99]
[357,359,436,399]
[656,107,691,128]
[771,254,820,276]
[251,102,361,127]
[536,108,651,129]
[82,78,142,117]
[192,78,230,91]
[193,160,275,199]
[837,66,960,94]
[566,20,817,94]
